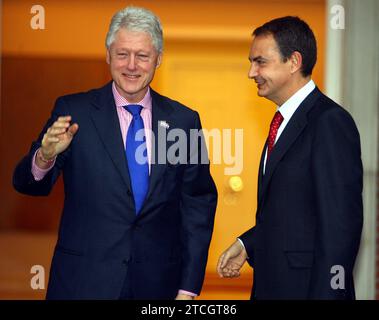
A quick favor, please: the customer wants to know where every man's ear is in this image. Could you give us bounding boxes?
[106,49,111,65]
[156,53,162,68]
[290,51,303,74]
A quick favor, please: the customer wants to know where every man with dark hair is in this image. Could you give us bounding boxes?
[217,16,363,300]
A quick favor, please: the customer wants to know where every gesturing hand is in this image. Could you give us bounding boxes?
[40,116,79,160]
[217,240,248,278]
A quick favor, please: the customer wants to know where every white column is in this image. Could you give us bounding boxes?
[326,0,379,300]
[325,0,345,104]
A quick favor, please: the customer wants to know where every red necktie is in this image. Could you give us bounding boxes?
[267,111,284,159]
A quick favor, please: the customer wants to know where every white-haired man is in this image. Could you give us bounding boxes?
[13,6,217,300]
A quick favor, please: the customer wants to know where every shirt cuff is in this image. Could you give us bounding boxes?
[178,290,197,297]
[237,238,249,259]
[31,148,56,181]
[237,238,245,249]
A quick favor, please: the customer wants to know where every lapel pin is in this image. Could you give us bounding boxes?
[159,120,170,129]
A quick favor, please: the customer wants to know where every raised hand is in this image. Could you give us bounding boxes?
[40,116,79,160]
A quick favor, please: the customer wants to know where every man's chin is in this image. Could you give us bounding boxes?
[119,84,141,94]
[257,90,267,98]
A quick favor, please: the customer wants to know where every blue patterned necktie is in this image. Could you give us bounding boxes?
[124,104,149,214]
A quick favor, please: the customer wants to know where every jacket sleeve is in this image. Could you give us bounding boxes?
[308,107,363,299]
[179,111,218,295]
[13,97,71,196]
[239,226,257,267]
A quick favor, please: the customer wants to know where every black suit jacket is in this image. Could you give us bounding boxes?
[240,87,363,300]
[13,82,217,299]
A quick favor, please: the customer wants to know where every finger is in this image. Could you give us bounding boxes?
[223,268,240,278]
[67,123,79,137]
[50,117,72,130]
[222,268,234,278]
[222,267,230,276]
[218,262,232,278]
[46,118,70,135]
[218,252,231,273]
[48,127,68,136]
[217,254,225,276]
[51,121,71,129]
[46,136,60,143]
[230,269,240,277]
[42,133,57,144]
[220,251,231,269]
[57,116,72,122]
[229,262,242,269]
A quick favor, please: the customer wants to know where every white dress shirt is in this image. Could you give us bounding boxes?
[263,80,316,174]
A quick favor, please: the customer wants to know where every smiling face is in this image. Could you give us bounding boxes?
[248,34,296,106]
[106,28,162,102]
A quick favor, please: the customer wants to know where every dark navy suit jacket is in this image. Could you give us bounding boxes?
[13,82,217,299]
[240,87,363,300]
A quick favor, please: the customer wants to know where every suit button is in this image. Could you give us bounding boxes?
[122,258,130,265]
[127,190,132,196]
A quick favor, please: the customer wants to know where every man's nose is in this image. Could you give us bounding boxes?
[127,55,137,70]
[248,63,258,79]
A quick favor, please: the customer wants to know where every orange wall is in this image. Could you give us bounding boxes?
[3,0,325,62]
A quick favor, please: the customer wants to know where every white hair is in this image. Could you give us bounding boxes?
[105,6,163,53]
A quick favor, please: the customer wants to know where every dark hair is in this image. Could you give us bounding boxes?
[253,16,317,77]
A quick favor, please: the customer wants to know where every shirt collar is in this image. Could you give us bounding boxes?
[278,80,316,121]
[112,81,152,110]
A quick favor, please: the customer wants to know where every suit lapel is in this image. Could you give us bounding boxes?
[259,87,321,204]
[141,89,174,211]
[89,82,133,192]
[257,140,267,211]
